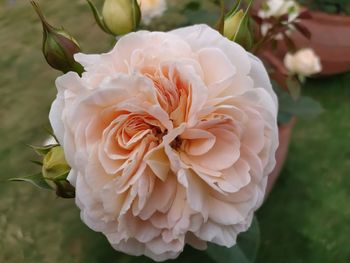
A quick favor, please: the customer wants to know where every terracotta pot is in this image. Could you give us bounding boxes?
[265,118,296,196]
[253,1,350,76]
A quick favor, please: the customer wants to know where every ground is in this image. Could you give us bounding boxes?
[0,1,349,262]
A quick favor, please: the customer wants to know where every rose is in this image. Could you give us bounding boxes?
[137,0,167,25]
[258,0,300,39]
[50,24,278,261]
[284,48,322,76]
[258,0,300,19]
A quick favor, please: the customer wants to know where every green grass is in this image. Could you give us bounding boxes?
[257,74,350,262]
[0,0,349,262]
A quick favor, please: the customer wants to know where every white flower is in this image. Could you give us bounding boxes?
[258,0,300,38]
[138,0,167,25]
[258,0,300,20]
[49,24,278,261]
[284,48,322,76]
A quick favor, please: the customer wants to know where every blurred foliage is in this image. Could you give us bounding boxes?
[299,0,350,15]
[0,0,349,262]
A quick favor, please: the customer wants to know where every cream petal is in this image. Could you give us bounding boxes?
[197,47,236,86]
[248,53,278,108]
[138,175,177,220]
[170,24,251,74]
[219,159,251,193]
[145,146,170,181]
[181,128,216,156]
[185,232,207,250]
[178,169,207,219]
[195,220,237,247]
[207,197,245,225]
[187,128,240,171]
[109,238,145,257]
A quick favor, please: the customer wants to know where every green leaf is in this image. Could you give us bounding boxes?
[9,173,52,190]
[206,216,260,263]
[287,76,302,100]
[279,92,324,119]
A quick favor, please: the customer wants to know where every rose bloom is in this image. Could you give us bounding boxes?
[284,48,322,76]
[50,24,278,261]
[137,0,167,25]
[258,0,300,39]
[258,0,300,19]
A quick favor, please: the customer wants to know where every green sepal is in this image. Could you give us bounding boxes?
[30,1,84,75]
[55,180,75,199]
[9,173,52,190]
[215,0,226,34]
[86,0,113,34]
[30,160,44,166]
[131,0,141,30]
[232,0,254,50]
[223,0,242,39]
[28,144,58,156]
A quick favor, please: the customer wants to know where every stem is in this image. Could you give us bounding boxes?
[30,1,53,31]
[252,19,294,54]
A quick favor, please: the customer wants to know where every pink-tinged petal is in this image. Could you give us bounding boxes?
[197,47,236,86]
[181,129,216,156]
[185,232,207,250]
[210,74,254,100]
[145,146,170,181]
[177,169,207,219]
[187,128,240,171]
[167,184,187,225]
[195,220,238,247]
[163,124,187,172]
[219,159,251,193]
[49,98,65,145]
[146,235,184,256]
[138,175,177,220]
[248,53,278,108]
[109,238,145,257]
[170,24,251,74]
[207,198,246,225]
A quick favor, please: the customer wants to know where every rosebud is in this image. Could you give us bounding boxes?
[224,9,244,40]
[87,0,141,36]
[42,146,70,182]
[31,1,83,74]
[103,0,141,35]
[42,146,75,198]
[223,0,253,50]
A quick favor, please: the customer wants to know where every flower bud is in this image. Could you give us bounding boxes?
[102,0,141,35]
[42,145,75,198]
[224,9,244,40]
[31,1,83,74]
[284,48,322,77]
[42,146,70,182]
[223,0,253,50]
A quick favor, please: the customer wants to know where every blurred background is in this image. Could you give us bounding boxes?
[0,0,349,262]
